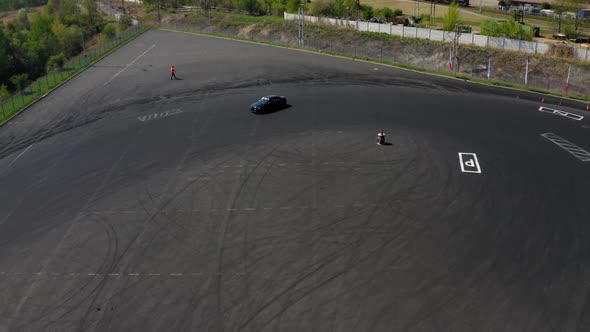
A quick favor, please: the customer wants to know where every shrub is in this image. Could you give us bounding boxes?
[103,23,117,39]
[10,73,29,91]
[286,0,305,14]
[46,53,66,71]
[310,0,337,16]
[0,84,10,100]
[480,19,534,41]
[374,7,393,18]
[360,4,373,20]
[443,2,460,31]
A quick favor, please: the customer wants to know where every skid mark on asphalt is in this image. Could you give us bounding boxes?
[541,132,590,162]
[104,43,156,86]
[82,202,381,214]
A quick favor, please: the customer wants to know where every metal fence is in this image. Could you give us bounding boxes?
[0,24,147,124]
[284,12,590,61]
[163,21,590,98]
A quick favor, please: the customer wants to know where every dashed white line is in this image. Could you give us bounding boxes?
[6,144,33,169]
[104,44,156,86]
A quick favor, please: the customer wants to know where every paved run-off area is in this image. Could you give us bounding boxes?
[0,29,590,331]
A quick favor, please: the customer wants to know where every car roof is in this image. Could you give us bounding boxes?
[263,95,281,98]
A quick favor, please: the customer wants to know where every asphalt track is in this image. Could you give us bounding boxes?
[0,29,590,331]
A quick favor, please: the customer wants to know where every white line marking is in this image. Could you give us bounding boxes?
[538,106,584,121]
[244,208,255,211]
[458,152,482,173]
[7,144,33,168]
[128,273,140,276]
[104,44,156,86]
[541,133,590,161]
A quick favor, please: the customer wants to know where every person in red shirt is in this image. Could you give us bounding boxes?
[170,66,177,80]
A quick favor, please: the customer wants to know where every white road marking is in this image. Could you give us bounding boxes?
[104,44,156,86]
[538,106,584,121]
[541,133,590,161]
[137,109,183,122]
[7,144,33,168]
[458,152,482,173]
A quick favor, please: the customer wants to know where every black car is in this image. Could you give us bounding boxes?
[250,95,287,113]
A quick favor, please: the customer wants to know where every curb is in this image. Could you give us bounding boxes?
[162,27,589,110]
[0,28,148,128]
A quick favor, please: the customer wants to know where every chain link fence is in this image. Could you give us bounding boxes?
[0,23,147,125]
[162,20,590,99]
[284,13,590,61]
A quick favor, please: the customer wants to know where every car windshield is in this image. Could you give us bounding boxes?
[260,97,269,102]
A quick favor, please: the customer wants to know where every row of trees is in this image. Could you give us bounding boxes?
[0,0,47,11]
[1,0,127,96]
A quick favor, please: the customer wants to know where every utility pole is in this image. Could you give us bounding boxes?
[157,0,161,23]
[430,0,436,27]
[298,2,305,47]
[77,0,86,57]
[453,24,461,75]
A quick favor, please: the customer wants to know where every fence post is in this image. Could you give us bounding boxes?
[402,25,404,38]
[390,24,392,34]
[502,37,505,50]
[486,35,489,47]
[586,47,588,60]
[45,75,50,90]
[472,33,474,45]
[415,27,418,38]
[367,21,369,31]
[429,28,431,40]
[378,23,380,33]
[535,42,538,54]
[1,101,6,119]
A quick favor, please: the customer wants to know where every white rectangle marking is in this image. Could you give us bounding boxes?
[541,133,590,161]
[538,106,583,121]
[458,152,482,173]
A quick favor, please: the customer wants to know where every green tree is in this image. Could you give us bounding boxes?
[310,0,337,16]
[240,0,262,14]
[360,4,373,19]
[286,0,303,14]
[10,73,29,91]
[0,84,10,100]
[16,9,31,29]
[46,52,65,71]
[443,2,460,31]
[102,23,117,39]
[0,24,16,87]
